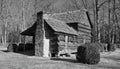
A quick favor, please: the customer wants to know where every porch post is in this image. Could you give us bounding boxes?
[33,35,35,54]
[65,35,68,53]
[23,36,26,51]
[83,39,86,43]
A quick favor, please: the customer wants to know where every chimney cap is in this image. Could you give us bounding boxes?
[37,11,43,16]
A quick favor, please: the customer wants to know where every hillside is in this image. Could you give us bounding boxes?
[35,0,83,13]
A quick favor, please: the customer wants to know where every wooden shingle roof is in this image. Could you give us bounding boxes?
[44,16,78,35]
[49,10,90,26]
[21,15,78,36]
[20,23,36,36]
[21,10,91,36]
[47,10,91,36]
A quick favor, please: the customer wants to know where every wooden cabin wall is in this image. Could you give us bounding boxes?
[44,21,79,56]
[65,35,78,54]
[44,20,77,56]
[44,21,78,56]
[67,22,91,44]
[77,23,91,44]
[57,34,65,53]
[57,34,78,55]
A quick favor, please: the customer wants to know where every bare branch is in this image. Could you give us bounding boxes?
[81,0,93,28]
[98,0,107,8]
[71,0,80,9]
[81,0,87,9]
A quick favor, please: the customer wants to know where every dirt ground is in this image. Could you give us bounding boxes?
[0,49,120,69]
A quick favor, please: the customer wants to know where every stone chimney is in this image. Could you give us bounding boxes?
[35,11,44,56]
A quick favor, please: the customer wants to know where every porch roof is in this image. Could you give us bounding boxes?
[20,22,36,36]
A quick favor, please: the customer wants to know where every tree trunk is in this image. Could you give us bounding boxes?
[94,0,99,42]
[4,21,7,46]
[108,0,111,43]
[82,0,95,42]
[85,11,94,42]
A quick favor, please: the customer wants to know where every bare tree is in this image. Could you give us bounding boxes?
[81,0,107,42]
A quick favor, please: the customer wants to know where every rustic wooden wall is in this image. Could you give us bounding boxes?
[57,34,78,55]
[77,23,91,43]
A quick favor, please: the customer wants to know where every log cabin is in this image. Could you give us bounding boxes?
[21,10,91,57]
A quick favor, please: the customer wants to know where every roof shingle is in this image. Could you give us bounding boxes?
[44,16,78,35]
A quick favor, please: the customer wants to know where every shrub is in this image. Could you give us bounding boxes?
[116,44,120,48]
[7,43,13,52]
[76,43,100,64]
[94,43,104,52]
[107,43,116,51]
[13,44,18,52]
[7,43,18,52]
[96,43,108,52]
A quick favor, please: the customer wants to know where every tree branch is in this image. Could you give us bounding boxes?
[98,0,107,8]
[82,0,87,9]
